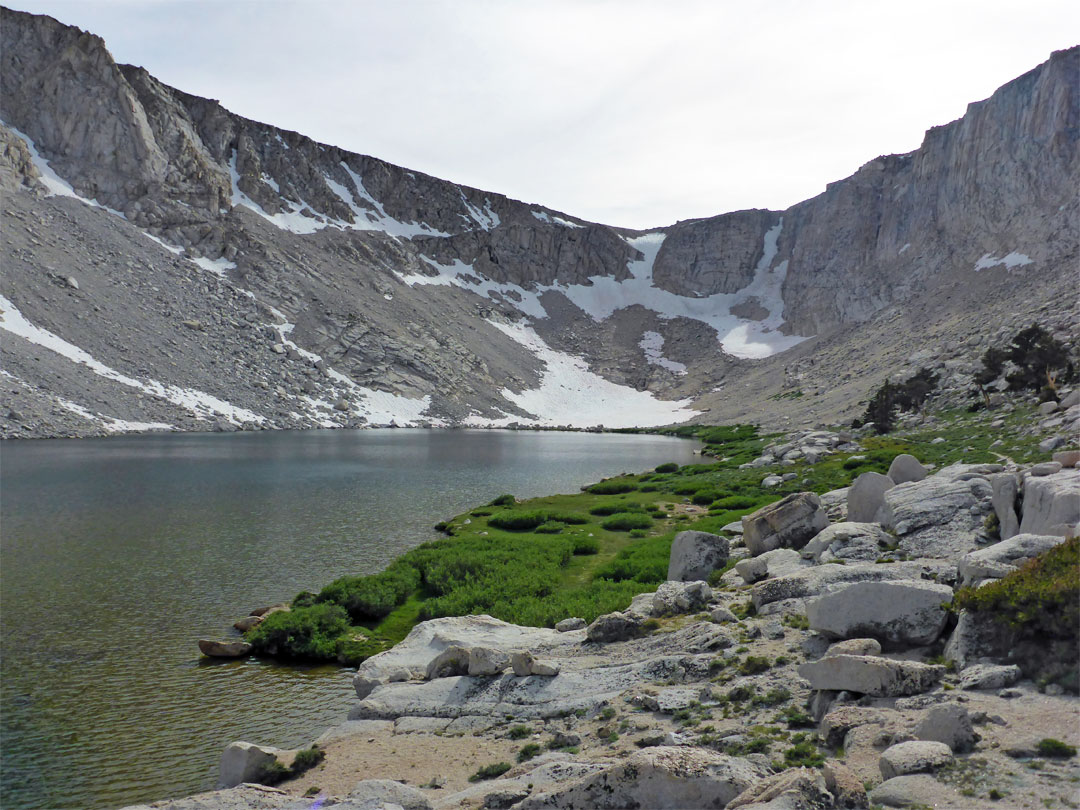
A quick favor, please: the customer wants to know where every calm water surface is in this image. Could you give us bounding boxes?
[0,428,700,810]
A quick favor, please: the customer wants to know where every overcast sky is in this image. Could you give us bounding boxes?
[8,1,1078,228]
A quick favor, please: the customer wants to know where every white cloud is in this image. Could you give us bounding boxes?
[6,0,1078,228]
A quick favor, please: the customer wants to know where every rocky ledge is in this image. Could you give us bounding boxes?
[123,452,1078,810]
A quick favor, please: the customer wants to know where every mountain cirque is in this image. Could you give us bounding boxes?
[1,8,1077,438]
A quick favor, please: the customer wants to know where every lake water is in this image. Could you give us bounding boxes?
[0,428,700,810]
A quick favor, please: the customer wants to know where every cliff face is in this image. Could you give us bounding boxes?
[0,7,1076,437]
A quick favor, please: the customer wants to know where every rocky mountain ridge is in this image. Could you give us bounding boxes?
[1,7,1077,437]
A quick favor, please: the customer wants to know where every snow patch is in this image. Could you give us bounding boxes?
[899,243,911,254]
[260,304,432,426]
[532,210,585,228]
[398,257,549,320]
[327,163,450,239]
[639,331,687,375]
[0,295,264,425]
[552,225,805,359]
[461,194,501,230]
[54,395,174,433]
[5,123,125,217]
[190,256,237,278]
[399,224,807,360]
[141,233,185,255]
[229,151,326,234]
[485,320,700,428]
[974,252,1034,271]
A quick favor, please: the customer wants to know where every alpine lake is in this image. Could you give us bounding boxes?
[0,427,701,810]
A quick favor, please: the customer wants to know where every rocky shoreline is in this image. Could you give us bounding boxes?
[123,437,1079,810]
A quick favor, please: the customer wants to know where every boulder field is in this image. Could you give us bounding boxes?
[123,453,1079,810]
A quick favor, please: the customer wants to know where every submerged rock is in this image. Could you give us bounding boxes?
[198,639,252,658]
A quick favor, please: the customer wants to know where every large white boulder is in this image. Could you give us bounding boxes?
[943,610,1012,669]
[347,779,433,810]
[751,560,955,609]
[914,704,975,752]
[652,580,712,616]
[957,663,1021,690]
[354,614,575,697]
[847,472,894,522]
[515,746,766,810]
[880,465,995,560]
[797,654,945,696]
[667,530,729,581]
[958,533,1066,586]
[800,521,891,563]
[878,740,953,780]
[990,472,1021,540]
[887,454,928,484]
[806,579,954,647]
[727,767,832,809]
[467,646,510,676]
[742,492,829,556]
[1019,468,1080,535]
[735,547,806,584]
[217,741,288,789]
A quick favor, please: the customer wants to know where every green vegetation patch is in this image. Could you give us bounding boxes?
[954,537,1079,689]
[601,512,654,531]
[247,603,351,661]
[469,762,512,782]
[587,478,639,495]
[954,537,1078,638]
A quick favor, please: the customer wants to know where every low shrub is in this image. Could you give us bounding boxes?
[711,495,756,510]
[292,746,325,774]
[590,502,644,516]
[247,603,351,660]
[1036,738,1077,758]
[954,537,1078,639]
[655,462,679,473]
[692,489,722,506]
[739,656,772,675]
[571,536,600,555]
[782,706,815,728]
[545,511,590,525]
[489,493,516,506]
[594,534,673,583]
[254,761,292,786]
[587,479,638,495]
[629,529,648,538]
[508,725,532,740]
[672,482,708,496]
[488,510,549,531]
[469,762,512,782]
[534,521,565,534]
[254,746,324,785]
[783,734,825,768]
[601,513,653,531]
[316,562,421,622]
[517,742,541,762]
